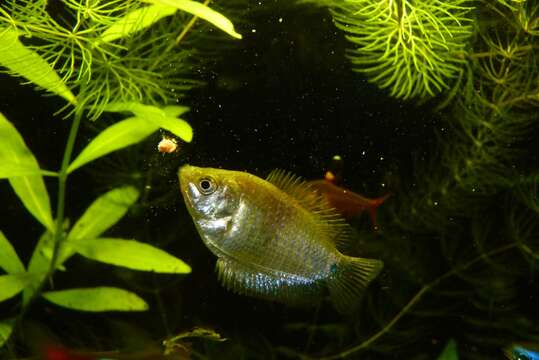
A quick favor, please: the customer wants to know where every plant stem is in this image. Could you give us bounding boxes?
[149,0,211,71]
[175,0,212,45]
[47,110,83,275]
[18,110,82,319]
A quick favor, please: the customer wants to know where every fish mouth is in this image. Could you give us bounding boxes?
[182,186,194,208]
[178,164,198,191]
[178,164,197,208]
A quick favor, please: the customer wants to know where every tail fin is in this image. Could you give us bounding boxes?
[328,255,383,314]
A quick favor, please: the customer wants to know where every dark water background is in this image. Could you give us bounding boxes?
[1,2,537,359]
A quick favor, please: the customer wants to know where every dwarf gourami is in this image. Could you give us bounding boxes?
[178,165,383,314]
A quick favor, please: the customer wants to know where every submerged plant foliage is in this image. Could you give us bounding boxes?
[0,0,243,355]
[1,0,538,359]
[309,1,539,359]
[246,1,537,359]
[0,0,241,119]
[304,0,474,100]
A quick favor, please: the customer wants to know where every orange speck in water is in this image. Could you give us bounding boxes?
[324,171,336,183]
[158,137,178,153]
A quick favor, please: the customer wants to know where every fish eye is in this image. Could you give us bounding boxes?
[198,177,217,195]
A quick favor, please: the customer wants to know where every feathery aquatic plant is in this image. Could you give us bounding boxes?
[265,2,538,359]
[0,0,241,119]
[308,0,474,100]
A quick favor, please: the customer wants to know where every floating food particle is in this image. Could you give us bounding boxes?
[158,137,178,153]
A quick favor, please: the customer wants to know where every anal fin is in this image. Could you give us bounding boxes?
[216,259,324,305]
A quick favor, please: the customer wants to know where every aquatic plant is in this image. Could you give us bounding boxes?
[305,2,539,359]
[242,1,538,359]
[0,0,241,119]
[0,0,243,353]
[303,0,474,100]
[1,0,536,358]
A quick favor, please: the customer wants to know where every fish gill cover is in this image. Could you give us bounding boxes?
[0,0,538,359]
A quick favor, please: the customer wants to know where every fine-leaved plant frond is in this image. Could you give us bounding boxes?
[0,0,241,119]
[309,0,475,100]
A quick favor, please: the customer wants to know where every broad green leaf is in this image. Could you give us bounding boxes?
[163,105,190,118]
[67,117,159,174]
[61,187,139,263]
[0,28,77,104]
[0,273,36,302]
[150,116,192,143]
[0,112,54,231]
[143,0,242,39]
[0,318,15,348]
[23,230,53,305]
[437,339,458,360]
[104,101,166,118]
[0,231,25,274]
[99,4,177,43]
[0,162,57,178]
[104,102,193,142]
[42,287,149,312]
[70,238,191,273]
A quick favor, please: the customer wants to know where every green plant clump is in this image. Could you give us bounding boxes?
[286,1,538,359]
[0,0,242,354]
[307,0,474,100]
[0,0,241,119]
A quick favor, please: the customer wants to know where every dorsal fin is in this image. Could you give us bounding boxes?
[266,169,352,250]
[266,169,320,210]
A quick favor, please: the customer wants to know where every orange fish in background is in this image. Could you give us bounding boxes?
[308,155,390,229]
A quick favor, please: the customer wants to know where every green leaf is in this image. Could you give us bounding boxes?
[99,4,177,43]
[142,0,242,39]
[0,27,77,104]
[70,238,191,273]
[151,116,193,143]
[0,273,36,302]
[0,231,25,274]
[61,187,139,263]
[0,163,57,178]
[105,101,165,118]
[67,117,159,174]
[23,230,53,305]
[42,287,149,312]
[0,318,16,348]
[163,105,190,118]
[0,112,54,231]
[437,339,458,360]
[104,102,193,142]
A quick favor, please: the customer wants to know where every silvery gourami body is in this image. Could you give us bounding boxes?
[178,165,383,313]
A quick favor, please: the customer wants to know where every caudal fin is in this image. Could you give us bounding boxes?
[328,255,383,314]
